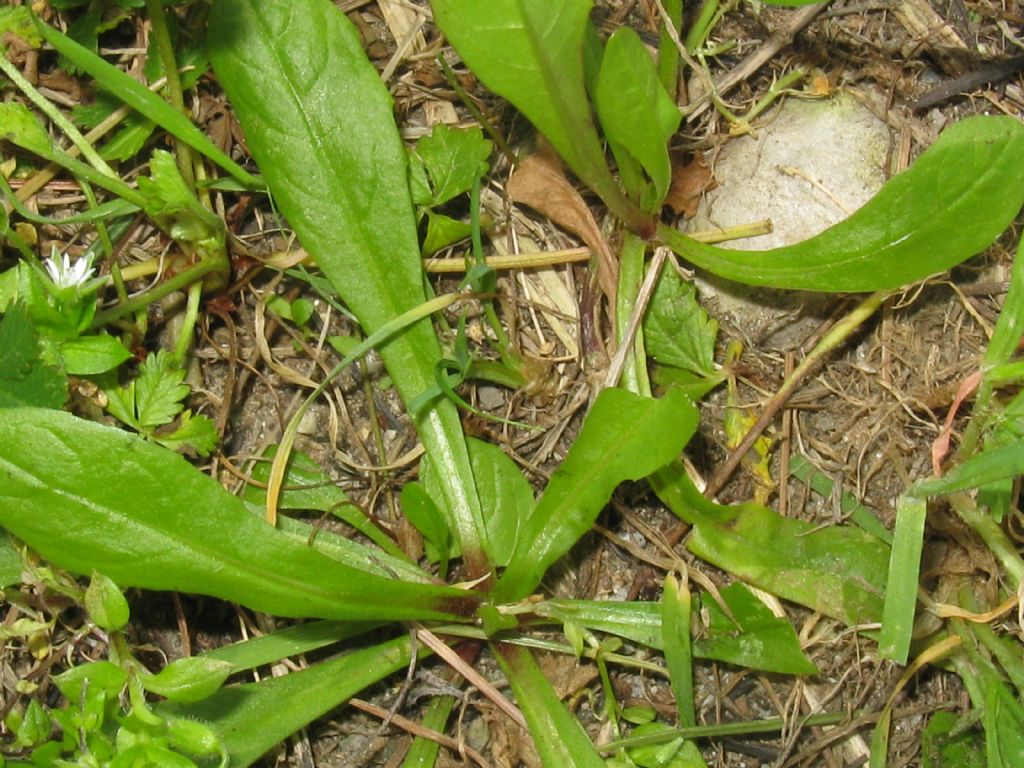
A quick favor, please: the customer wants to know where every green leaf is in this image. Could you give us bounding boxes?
[403,696,455,768]
[644,265,718,379]
[422,436,534,567]
[694,583,818,675]
[162,635,417,768]
[497,388,698,601]
[536,599,662,649]
[53,661,128,701]
[878,496,926,664]
[431,0,654,235]
[653,463,889,625]
[107,349,188,431]
[243,446,407,560]
[422,210,472,256]
[0,6,41,46]
[910,439,1024,498]
[661,573,695,727]
[401,482,452,574]
[413,125,492,207]
[33,18,262,189]
[0,102,53,156]
[209,0,489,573]
[0,303,67,410]
[921,711,985,768]
[658,116,1024,291]
[153,410,218,457]
[137,149,225,246]
[0,408,478,622]
[142,657,236,703]
[0,530,21,587]
[594,28,681,204]
[202,620,377,671]
[493,642,606,768]
[84,571,130,631]
[56,333,131,375]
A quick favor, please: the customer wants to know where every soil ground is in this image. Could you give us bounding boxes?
[3,1,1024,766]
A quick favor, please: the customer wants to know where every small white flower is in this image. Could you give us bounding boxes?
[44,247,95,290]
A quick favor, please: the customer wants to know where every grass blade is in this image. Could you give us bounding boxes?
[493,642,605,768]
[33,16,262,189]
[878,496,927,663]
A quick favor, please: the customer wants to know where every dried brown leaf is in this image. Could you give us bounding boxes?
[506,145,618,303]
[664,154,716,218]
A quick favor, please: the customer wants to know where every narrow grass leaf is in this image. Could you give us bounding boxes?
[658,116,1024,291]
[497,388,698,601]
[209,0,488,570]
[878,496,927,663]
[162,635,417,768]
[33,17,261,189]
[911,440,1024,498]
[0,408,477,622]
[661,573,696,727]
[788,455,892,544]
[537,600,662,650]
[202,620,378,671]
[493,642,606,768]
[403,695,455,768]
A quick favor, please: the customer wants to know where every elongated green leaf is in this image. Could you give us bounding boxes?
[208,0,489,573]
[878,496,926,663]
[911,440,1024,498]
[497,388,698,601]
[594,27,680,204]
[164,635,417,768]
[32,18,261,189]
[652,463,889,625]
[203,620,376,670]
[662,573,695,727]
[537,599,663,649]
[493,642,605,768]
[0,408,476,622]
[431,0,653,234]
[658,116,1024,291]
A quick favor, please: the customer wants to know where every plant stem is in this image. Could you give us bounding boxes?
[613,233,655,394]
[704,289,889,497]
[0,54,117,179]
[90,257,223,328]
[657,0,684,100]
[948,493,1024,586]
[145,0,197,190]
[172,281,203,365]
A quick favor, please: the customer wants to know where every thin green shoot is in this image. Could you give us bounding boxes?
[266,290,469,523]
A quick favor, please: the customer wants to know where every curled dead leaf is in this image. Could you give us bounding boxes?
[664,153,716,218]
[506,144,618,304]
